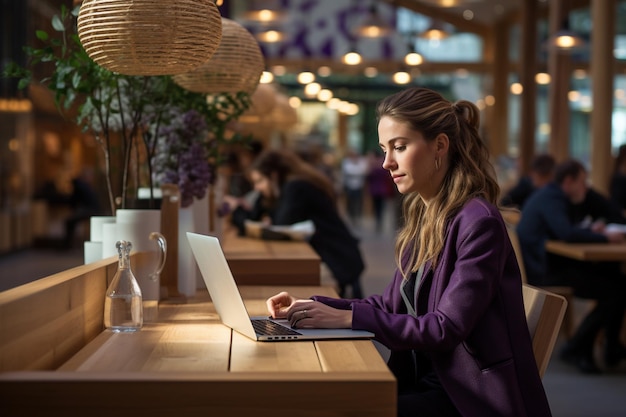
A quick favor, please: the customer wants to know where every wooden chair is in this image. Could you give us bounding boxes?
[522,284,568,377]
[503,219,575,338]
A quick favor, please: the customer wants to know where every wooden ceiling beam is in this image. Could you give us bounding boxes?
[384,0,490,37]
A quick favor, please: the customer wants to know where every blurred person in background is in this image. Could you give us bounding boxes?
[341,147,369,228]
[228,149,365,299]
[517,159,626,374]
[500,153,555,209]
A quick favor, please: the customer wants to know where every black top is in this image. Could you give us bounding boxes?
[233,179,364,286]
[609,173,626,211]
[500,176,535,208]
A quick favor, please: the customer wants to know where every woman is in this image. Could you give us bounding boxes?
[266,88,552,417]
[238,149,365,298]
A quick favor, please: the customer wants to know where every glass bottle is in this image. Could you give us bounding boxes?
[104,240,143,332]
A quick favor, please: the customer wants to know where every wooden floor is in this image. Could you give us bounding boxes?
[1,207,626,417]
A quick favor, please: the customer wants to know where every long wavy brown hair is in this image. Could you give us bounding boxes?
[376,87,500,277]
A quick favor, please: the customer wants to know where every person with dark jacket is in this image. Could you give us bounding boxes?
[266,88,552,417]
[500,153,556,208]
[609,143,626,210]
[517,159,626,373]
[230,149,364,299]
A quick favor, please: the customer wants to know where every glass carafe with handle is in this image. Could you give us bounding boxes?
[104,240,143,332]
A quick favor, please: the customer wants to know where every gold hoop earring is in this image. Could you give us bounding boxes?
[435,157,440,171]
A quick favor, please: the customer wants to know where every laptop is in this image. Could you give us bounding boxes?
[186,232,374,342]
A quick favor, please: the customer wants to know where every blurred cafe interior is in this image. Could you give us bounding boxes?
[1,0,626,255]
[1,1,626,416]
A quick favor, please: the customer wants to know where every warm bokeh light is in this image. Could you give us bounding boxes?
[317,89,333,102]
[535,72,551,85]
[364,67,378,77]
[256,29,285,43]
[288,96,301,108]
[555,35,576,49]
[304,82,321,97]
[317,66,332,77]
[484,95,496,106]
[342,51,362,65]
[510,83,523,95]
[260,71,274,84]
[538,123,551,135]
[392,71,411,84]
[326,98,342,110]
[404,52,423,66]
[568,90,581,102]
[297,71,315,84]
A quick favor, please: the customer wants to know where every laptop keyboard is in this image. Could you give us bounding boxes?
[252,319,302,336]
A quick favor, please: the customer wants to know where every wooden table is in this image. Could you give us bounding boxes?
[545,240,626,261]
[222,231,321,286]
[0,284,395,416]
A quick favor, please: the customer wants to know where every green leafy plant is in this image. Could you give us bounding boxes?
[3,4,252,214]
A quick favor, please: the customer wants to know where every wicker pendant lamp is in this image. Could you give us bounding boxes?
[172,18,264,94]
[77,0,223,76]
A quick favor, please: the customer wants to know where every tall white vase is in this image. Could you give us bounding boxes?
[113,209,165,320]
[177,194,210,297]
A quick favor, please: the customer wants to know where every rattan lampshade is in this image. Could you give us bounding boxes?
[172,18,264,94]
[245,84,278,116]
[77,0,223,76]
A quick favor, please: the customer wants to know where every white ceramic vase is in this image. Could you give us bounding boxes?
[83,215,116,264]
[177,193,210,297]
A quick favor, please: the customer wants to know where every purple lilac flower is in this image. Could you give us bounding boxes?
[152,109,213,208]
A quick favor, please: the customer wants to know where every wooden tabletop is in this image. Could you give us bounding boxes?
[1,285,396,416]
[221,231,321,286]
[545,240,626,261]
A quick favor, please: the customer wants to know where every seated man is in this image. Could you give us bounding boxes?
[516,159,626,374]
[501,153,556,208]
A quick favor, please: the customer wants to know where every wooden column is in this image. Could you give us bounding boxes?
[547,0,571,162]
[589,0,616,194]
[486,19,510,160]
[519,0,539,174]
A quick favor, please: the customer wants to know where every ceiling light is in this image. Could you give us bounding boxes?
[356,3,393,38]
[342,50,362,66]
[420,19,451,41]
[392,70,411,85]
[545,19,586,53]
[404,42,424,66]
[420,0,479,7]
[242,1,287,23]
[297,71,315,84]
[255,28,286,43]
[260,71,274,84]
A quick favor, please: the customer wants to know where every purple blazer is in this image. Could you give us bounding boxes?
[313,198,552,417]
